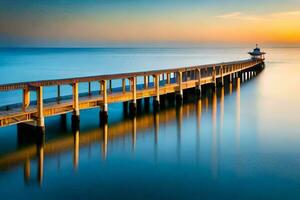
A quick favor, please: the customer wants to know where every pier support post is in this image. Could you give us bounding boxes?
[144,76,148,89]
[36,86,45,132]
[137,98,142,111]
[22,86,30,111]
[100,80,108,125]
[195,68,202,99]
[144,97,150,112]
[72,83,80,128]
[88,82,91,96]
[109,80,112,93]
[123,101,128,117]
[57,85,61,103]
[212,66,217,89]
[122,78,126,93]
[176,71,183,105]
[99,81,103,95]
[220,66,224,87]
[153,74,160,111]
[230,74,233,83]
[129,77,137,116]
[238,71,242,79]
[60,113,67,130]
[166,73,171,84]
[17,122,44,147]
[242,72,244,82]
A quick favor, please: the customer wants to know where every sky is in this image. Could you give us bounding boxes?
[0,0,300,47]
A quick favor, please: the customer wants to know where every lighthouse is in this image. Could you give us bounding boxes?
[248,44,266,60]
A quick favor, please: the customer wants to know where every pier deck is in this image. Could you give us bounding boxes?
[0,58,264,128]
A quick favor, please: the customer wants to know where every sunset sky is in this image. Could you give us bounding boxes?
[1,0,300,47]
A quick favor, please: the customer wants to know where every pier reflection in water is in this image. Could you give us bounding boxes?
[0,78,241,180]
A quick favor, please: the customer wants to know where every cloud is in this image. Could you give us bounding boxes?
[270,11,300,18]
[216,12,241,19]
[216,12,261,21]
[216,10,300,21]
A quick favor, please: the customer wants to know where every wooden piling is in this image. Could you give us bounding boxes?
[129,77,137,115]
[109,80,112,93]
[176,71,183,104]
[72,83,80,128]
[100,80,108,125]
[57,85,61,103]
[88,82,91,96]
[22,86,30,111]
[144,76,148,89]
[196,68,202,98]
[154,75,160,110]
[166,73,171,84]
[122,78,126,93]
[36,86,44,129]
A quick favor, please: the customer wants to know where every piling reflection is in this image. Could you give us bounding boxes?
[212,90,218,178]
[102,124,108,160]
[154,112,159,162]
[205,95,209,112]
[37,143,44,186]
[132,116,136,153]
[176,105,183,163]
[196,99,202,163]
[24,159,30,183]
[20,133,45,186]
[220,87,224,138]
[73,128,79,170]
[0,79,248,186]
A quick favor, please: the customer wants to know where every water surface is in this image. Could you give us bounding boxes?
[0,47,300,199]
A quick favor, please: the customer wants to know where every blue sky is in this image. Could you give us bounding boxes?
[1,0,300,46]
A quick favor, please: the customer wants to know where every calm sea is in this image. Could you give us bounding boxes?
[0,47,300,199]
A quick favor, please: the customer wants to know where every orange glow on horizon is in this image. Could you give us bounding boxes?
[1,9,300,45]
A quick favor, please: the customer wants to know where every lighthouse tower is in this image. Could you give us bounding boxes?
[248,44,266,60]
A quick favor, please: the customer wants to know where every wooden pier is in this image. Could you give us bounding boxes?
[0,58,265,131]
